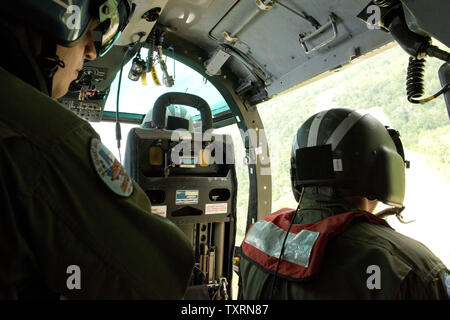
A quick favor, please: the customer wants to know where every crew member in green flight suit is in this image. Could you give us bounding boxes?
[0,0,194,299]
[239,108,449,300]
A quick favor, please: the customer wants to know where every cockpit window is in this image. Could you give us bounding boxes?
[103,48,228,119]
[92,49,230,159]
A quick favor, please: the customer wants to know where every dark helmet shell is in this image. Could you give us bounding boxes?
[290,108,406,207]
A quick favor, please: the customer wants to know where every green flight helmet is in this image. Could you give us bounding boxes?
[141,104,195,132]
[0,0,133,57]
[290,108,407,207]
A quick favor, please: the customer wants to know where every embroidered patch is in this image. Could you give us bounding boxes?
[444,273,450,299]
[90,138,133,197]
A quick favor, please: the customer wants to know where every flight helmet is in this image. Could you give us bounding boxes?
[290,108,408,207]
[0,0,133,95]
[0,0,133,56]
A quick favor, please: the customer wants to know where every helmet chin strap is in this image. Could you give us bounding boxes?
[37,37,65,97]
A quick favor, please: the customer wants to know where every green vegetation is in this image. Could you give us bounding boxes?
[257,44,450,204]
[331,45,449,177]
[232,44,450,244]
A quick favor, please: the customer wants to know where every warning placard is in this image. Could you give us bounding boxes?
[152,205,167,218]
[205,203,228,215]
[176,190,199,205]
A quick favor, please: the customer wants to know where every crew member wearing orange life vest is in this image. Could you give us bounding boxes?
[239,108,449,300]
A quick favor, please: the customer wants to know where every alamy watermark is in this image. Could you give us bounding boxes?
[366,265,381,290]
[52,0,82,30]
[66,265,81,290]
[66,5,81,30]
[366,5,382,30]
[169,127,272,175]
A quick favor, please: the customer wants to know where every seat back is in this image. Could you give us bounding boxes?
[124,92,237,299]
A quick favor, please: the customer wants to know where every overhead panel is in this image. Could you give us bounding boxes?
[207,0,394,97]
[158,0,395,100]
[116,0,169,45]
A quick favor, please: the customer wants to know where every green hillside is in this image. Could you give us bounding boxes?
[257,44,450,201]
[233,43,450,247]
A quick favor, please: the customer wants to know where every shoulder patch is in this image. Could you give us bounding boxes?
[444,273,450,299]
[90,138,133,197]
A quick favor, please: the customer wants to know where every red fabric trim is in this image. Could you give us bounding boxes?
[242,243,312,279]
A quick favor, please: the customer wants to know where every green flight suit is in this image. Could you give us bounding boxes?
[240,188,449,300]
[0,66,194,299]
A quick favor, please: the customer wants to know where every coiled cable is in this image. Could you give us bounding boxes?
[407,56,450,104]
[406,57,426,103]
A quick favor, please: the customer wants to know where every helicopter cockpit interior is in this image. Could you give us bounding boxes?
[57,0,450,299]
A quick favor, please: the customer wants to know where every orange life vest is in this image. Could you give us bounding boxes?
[241,208,392,280]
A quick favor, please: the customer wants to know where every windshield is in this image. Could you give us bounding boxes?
[92,48,230,158]
[104,48,227,118]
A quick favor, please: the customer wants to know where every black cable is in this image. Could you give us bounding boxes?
[426,45,450,63]
[269,187,305,300]
[406,57,426,103]
[115,52,127,162]
[115,34,146,162]
[407,56,450,104]
[146,31,155,73]
[385,9,450,105]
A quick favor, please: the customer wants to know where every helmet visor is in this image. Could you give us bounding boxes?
[93,0,122,57]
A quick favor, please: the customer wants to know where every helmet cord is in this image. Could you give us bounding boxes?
[115,52,126,162]
[269,187,305,300]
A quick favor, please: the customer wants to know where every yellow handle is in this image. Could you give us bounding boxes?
[151,65,161,86]
[141,71,148,86]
